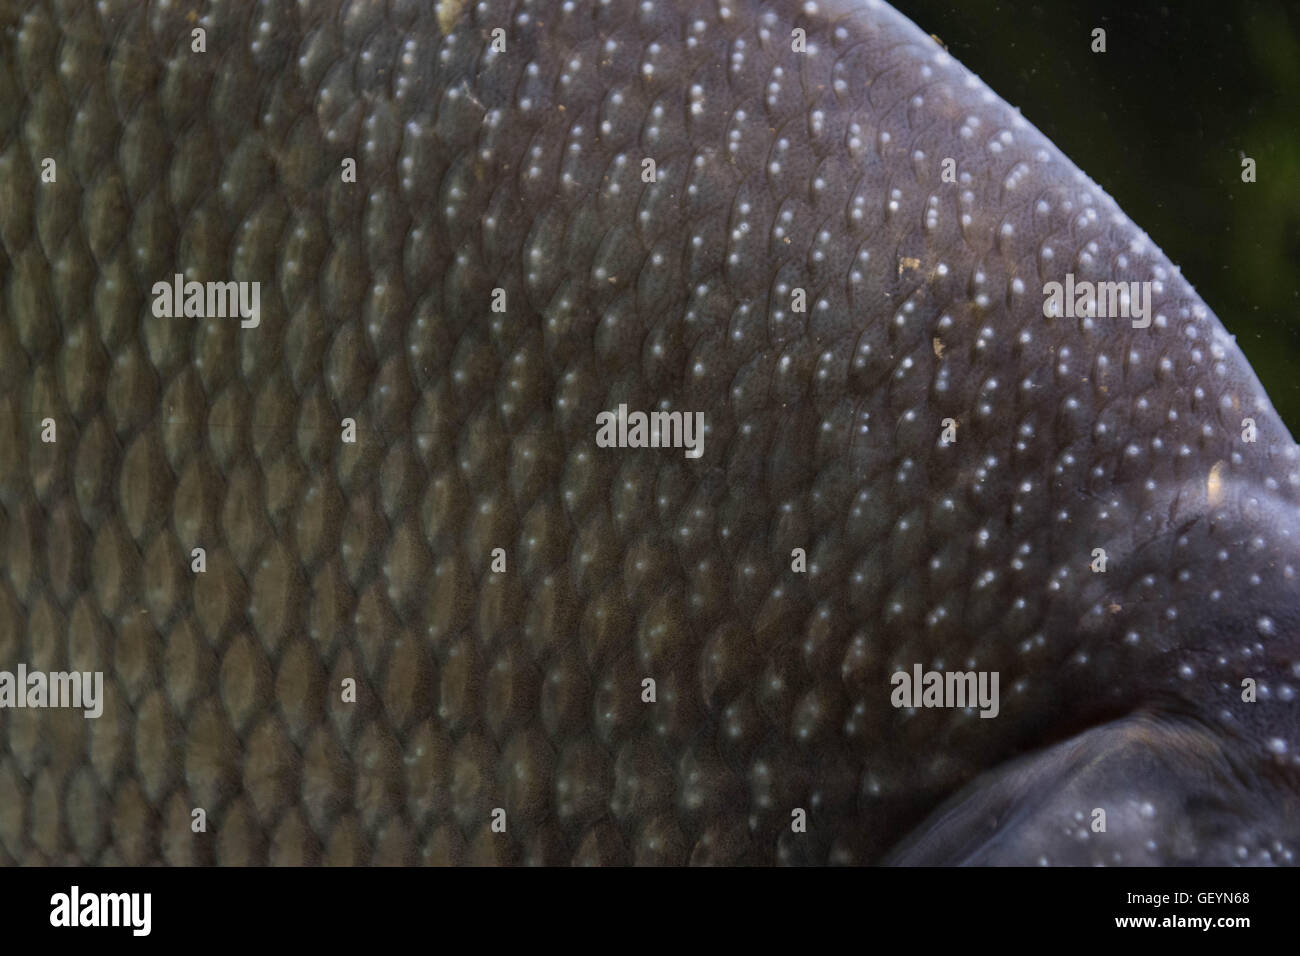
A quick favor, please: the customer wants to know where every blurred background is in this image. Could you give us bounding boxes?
[890,0,1300,436]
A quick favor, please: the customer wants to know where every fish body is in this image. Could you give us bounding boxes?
[0,0,1298,865]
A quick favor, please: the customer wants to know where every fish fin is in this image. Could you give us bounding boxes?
[885,713,1276,865]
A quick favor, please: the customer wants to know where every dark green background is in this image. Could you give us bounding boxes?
[890,0,1300,437]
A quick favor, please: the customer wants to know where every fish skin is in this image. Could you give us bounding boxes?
[0,0,1298,866]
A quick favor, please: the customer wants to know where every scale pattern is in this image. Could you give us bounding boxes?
[1,0,1298,865]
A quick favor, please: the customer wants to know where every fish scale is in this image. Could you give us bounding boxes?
[1,0,1298,866]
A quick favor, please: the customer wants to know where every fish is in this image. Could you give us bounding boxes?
[0,0,1297,866]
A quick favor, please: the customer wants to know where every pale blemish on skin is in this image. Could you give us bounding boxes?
[437,0,468,35]
[1208,459,1226,508]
